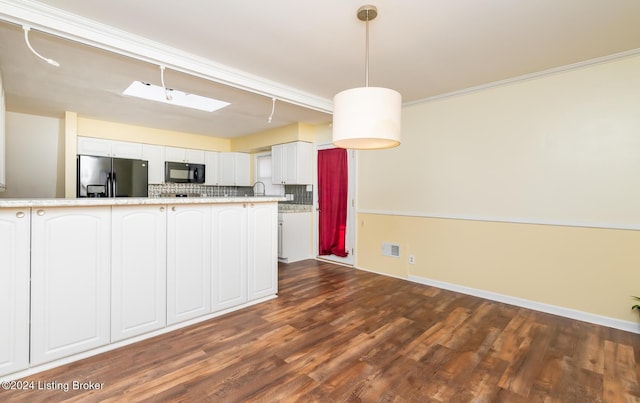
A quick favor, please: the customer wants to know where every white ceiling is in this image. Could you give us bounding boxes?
[1,0,639,139]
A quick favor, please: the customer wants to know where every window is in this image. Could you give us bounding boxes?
[255,153,283,196]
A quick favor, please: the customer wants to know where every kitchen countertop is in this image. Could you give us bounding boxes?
[278,204,313,213]
[0,196,286,209]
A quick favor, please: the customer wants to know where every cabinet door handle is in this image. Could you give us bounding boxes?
[243,203,247,208]
[37,209,45,216]
[171,206,176,212]
[160,207,165,212]
[16,211,25,218]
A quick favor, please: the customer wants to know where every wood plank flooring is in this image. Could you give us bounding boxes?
[2,259,640,402]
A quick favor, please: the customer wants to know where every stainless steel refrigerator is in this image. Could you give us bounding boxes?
[77,155,149,197]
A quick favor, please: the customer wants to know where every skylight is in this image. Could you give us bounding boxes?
[122,81,230,112]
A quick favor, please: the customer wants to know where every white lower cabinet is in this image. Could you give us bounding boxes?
[111,205,167,342]
[212,202,278,310]
[0,209,30,377]
[278,212,312,263]
[212,204,248,311]
[248,202,278,300]
[30,207,111,366]
[167,204,211,325]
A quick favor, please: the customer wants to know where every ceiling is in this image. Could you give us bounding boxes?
[1,0,639,139]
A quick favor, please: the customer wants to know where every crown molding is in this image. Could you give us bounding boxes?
[0,0,333,113]
[405,47,640,107]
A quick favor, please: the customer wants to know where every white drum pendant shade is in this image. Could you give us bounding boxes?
[332,86,401,149]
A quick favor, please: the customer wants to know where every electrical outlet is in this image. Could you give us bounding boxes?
[409,255,415,264]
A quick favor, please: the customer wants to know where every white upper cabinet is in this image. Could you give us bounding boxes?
[219,152,250,186]
[77,137,143,159]
[111,140,143,159]
[272,142,312,184]
[204,151,220,186]
[142,144,165,184]
[77,137,111,157]
[165,146,205,164]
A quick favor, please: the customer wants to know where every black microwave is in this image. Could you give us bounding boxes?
[164,161,205,183]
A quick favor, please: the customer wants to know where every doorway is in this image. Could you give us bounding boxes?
[314,144,355,266]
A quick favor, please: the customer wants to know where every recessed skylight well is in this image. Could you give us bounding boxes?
[122,81,230,112]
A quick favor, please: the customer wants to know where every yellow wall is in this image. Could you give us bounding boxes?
[356,54,640,323]
[357,213,640,322]
[77,117,231,151]
[230,122,318,152]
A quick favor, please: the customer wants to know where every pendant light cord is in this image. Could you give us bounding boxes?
[23,26,60,67]
[160,66,172,100]
[364,10,370,87]
[268,97,276,123]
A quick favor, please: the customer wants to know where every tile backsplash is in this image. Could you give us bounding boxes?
[148,183,314,206]
[282,185,313,205]
[149,184,254,198]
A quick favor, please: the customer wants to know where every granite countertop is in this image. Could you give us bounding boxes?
[0,196,286,209]
[278,204,313,213]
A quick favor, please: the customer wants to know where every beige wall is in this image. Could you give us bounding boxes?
[356,54,640,324]
[231,122,320,152]
[1,112,64,198]
[76,117,231,151]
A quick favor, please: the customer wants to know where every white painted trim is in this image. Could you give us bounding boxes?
[407,274,640,335]
[0,0,332,113]
[405,48,640,107]
[313,143,356,266]
[358,209,640,232]
[0,294,276,382]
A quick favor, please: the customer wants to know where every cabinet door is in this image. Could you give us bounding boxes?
[218,153,236,186]
[0,76,5,190]
[247,203,278,300]
[280,212,312,263]
[111,140,143,159]
[204,151,219,185]
[167,205,211,325]
[112,205,167,342]
[0,209,30,377]
[271,144,285,184]
[234,153,251,186]
[164,146,186,162]
[271,142,312,184]
[142,144,165,184]
[212,204,248,311]
[185,149,205,164]
[31,207,111,365]
[293,142,313,184]
[77,137,111,157]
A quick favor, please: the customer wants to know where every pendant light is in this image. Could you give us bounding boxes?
[332,5,401,150]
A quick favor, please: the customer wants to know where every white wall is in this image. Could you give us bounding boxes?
[358,54,640,230]
[0,112,64,198]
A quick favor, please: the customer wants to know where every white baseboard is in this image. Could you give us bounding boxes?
[407,274,640,334]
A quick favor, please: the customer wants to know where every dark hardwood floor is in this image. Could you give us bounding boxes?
[2,259,640,402]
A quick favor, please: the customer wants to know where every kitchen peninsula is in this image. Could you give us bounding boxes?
[0,196,283,380]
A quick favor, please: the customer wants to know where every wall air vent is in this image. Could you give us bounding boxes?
[382,242,400,258]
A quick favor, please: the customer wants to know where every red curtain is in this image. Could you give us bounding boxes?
[318,148,349,257]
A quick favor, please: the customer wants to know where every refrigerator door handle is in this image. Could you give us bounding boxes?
[106,173,113,197]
